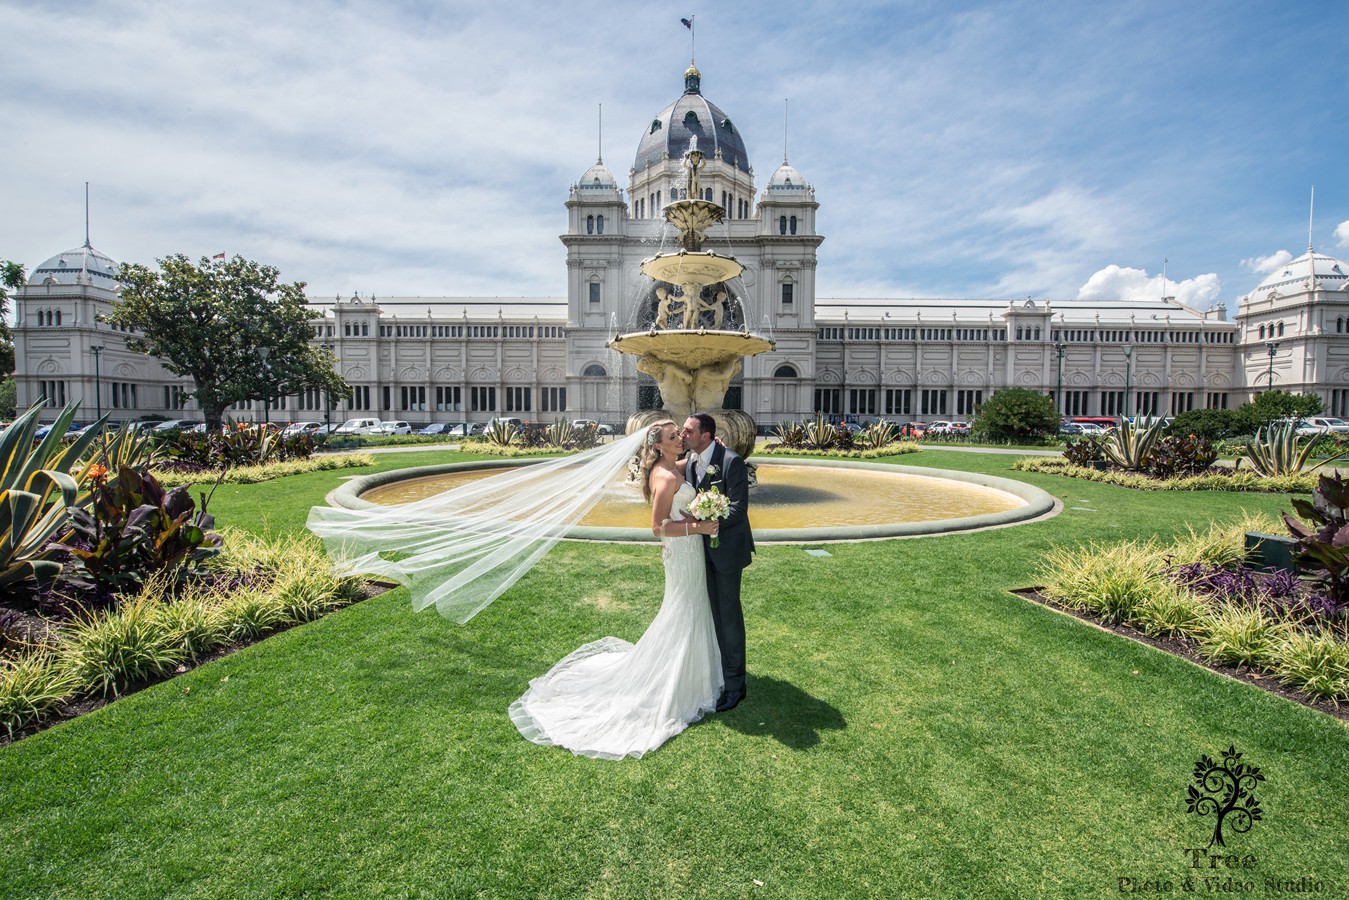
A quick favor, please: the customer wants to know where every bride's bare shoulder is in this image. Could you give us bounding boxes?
[648,465,680,493]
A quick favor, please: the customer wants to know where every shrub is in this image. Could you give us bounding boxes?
[1272,630,1349,701]
[1197,605,1289,670]
[1146,433,1218,479]
[63,598,186,697]
[1233,389,1323,435]
[1062,437,1107,468]
[0,650,81,736]
[63,464,223,596]
[769,420,805,449]
[969,388,1058,441]
[1168,408,1243,441]
[1282,472,1349,607]
[1039,539,1165,625]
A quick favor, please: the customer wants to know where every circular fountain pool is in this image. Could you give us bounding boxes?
[331,457,1057,542]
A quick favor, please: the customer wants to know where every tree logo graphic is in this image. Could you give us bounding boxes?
[1186,745,1265,847]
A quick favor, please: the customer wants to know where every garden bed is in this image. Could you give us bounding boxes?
[1013,456,1323,492]
[1013,586,1349,723]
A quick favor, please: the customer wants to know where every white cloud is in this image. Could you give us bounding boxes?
[1077,265,1221,308]
[1241,250,1293,274]
[1334,221,1349,249]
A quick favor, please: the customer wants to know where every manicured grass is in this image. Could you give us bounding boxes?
[2,447,1346,898]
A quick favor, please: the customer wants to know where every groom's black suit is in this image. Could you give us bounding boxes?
[688,441,754,698]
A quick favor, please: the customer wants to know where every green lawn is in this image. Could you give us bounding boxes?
[3,448,1346,898]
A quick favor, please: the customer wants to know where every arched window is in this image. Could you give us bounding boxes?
[54,310,62,326]
[596,215,604,234]
[1258,324,1265,339]
[779,216,787,235]
[586,215,594,235]
[705,188,713,201]
[1034,327,1040,340]
[361,322,369,336]
[583,364,607,378]
[1277,322,1285,337]
[344,323,351,336]
[1338,317,1344,333]
[773,364,799,378]
[789,215,797,235]
[1016,326,1023,340]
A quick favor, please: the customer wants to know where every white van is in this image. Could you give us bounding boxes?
[335,417,383,435]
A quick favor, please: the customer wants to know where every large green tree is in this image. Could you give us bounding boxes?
[109,254,349,429]
[1234,389,1324,434]
[970,387,1059,440]
[0,260,23,378]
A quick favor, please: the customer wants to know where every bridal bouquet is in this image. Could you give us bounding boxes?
[688,487,731,547]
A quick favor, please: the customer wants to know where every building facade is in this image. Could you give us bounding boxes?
[14,66,1349,426]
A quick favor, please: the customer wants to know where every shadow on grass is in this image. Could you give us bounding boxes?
[719,674,846,750]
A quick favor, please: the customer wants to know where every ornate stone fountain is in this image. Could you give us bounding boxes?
[608,138,774,457]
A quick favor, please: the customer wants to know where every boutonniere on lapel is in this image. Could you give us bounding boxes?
[705,464,719,479]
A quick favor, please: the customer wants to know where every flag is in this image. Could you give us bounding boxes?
[681,16,693,29]
[212,252,226,261]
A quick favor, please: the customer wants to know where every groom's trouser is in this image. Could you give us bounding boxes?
[706,561,746,694]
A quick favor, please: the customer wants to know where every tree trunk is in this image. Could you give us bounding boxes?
[200,401,228,431]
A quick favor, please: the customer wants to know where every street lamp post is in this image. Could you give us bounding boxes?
[1122,343,1133,420]
[1053,342,1066,415]
[1264,341,1280,391]
[258,346,271,425]
[89,345,104,423]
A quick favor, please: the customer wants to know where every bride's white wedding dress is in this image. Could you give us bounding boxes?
[509,482,723,760]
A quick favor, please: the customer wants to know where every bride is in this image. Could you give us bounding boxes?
[509,419,722,759]
[305,419,722,760]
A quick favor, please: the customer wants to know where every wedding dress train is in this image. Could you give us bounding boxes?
[509,482,723,760]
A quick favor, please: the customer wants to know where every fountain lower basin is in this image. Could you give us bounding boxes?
[330,457,1058,542]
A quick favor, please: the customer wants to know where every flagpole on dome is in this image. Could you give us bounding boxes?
[681,15,695,64]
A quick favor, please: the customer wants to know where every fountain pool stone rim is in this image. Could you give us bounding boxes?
[327,457,1059,543]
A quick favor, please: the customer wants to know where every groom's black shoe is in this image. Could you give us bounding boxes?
[715,690,745,713]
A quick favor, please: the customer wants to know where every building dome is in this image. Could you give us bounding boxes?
[577,161,619,189]
[1249,250,1349,300]
[28,241,120,288]
[633,68,751,175]
[767,162,806,190]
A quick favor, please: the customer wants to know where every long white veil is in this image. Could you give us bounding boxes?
[306,429,648,623]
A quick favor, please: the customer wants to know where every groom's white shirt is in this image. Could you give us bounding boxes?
[693,443,716,482]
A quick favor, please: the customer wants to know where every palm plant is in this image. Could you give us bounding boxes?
[0,403,107,589]
[1101,415,1168,471]
[1244,422,1347,477]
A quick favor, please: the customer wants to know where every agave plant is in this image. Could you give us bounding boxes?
[485,419,519,447]
[1100,416,1168,471]
[1245,423,1347,477]
[769,420,805,448]
[857,419,899,450]
[801,415,836,450]
[544,419,576,449]
[0,403,108,589]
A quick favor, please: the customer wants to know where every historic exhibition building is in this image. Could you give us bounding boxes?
[13,65,1349,427]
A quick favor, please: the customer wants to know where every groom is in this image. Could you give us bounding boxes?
[681,412,754,712]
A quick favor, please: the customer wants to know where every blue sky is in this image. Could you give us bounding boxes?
[3,0,1347,310]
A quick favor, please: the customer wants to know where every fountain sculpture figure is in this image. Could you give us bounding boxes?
[608,136,774,457]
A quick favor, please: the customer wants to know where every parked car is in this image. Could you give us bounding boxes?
[900,422,928,438]
[1076,422,1109,436]
[282,421,325,436]
[372,420,412,435]
[1296,417,1349,436]
[35,421,82,439]
[154,418,201,433]
[335,417,383,435]
[926,421,955,435]
[946,422,971,435]
[571,418,612,435]
[1058,422,1084,436]
[419,422,469,436]
[486,417,524,431]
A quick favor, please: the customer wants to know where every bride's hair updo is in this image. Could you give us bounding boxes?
[639,419,677,502]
